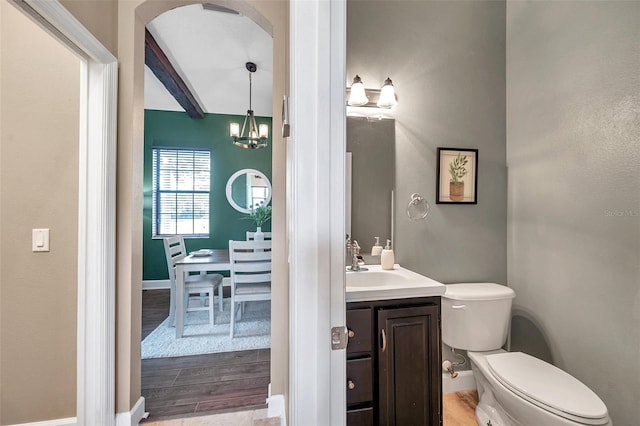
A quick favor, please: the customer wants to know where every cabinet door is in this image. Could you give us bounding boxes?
[378,305,441,426]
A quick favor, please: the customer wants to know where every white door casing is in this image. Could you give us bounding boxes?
[289,0,347,424]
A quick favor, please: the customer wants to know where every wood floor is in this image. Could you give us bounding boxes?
[444,390,479,426]
[141,289,270,422]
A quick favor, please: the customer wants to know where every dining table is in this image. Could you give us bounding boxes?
[173,248,230,338]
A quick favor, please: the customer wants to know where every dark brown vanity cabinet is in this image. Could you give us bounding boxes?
[346,298,442,426]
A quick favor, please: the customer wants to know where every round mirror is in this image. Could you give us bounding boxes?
[225,169,272,214]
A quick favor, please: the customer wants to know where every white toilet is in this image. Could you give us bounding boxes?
[442,283,612,426]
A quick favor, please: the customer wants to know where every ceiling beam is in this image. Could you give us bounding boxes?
[145,28,205,119]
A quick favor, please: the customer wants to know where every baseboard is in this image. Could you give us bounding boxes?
[142,279,169,290]
[7,418,76,426]
[442,370,476,394]
[266,394,286,426]
[115,396,146,426]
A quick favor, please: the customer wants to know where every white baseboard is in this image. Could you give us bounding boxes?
[266,394,286,426]
[142,279,170,290]
[8,418,76,426]
[442,370,476,394]
[115,396,146,426]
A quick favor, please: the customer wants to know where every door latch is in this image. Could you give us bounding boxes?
[331,326,348,350]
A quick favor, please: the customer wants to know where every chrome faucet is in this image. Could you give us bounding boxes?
[346,235,367,271]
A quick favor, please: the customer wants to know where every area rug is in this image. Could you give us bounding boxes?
[142,299,270,359]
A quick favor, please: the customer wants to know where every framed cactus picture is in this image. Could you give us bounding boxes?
[436,148,478,204]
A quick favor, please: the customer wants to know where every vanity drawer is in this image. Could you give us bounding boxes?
[346,308,372,353]
[347,407,373,426]
[346,358,373,405]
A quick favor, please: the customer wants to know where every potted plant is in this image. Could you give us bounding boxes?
[448,153,468,201]
[245,202,272,240]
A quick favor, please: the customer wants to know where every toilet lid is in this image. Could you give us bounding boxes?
[486,352,608,425]
[444,283,515,301]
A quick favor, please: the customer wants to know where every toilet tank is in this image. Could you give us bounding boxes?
[442,283,515,352]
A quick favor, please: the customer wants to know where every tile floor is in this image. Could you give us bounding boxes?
[141,407,281,426]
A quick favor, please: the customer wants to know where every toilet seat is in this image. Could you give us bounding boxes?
[486,352,609,425]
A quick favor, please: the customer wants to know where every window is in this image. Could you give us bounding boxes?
[152,148,210,237]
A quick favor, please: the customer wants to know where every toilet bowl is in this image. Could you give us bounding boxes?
[442,283,611,426]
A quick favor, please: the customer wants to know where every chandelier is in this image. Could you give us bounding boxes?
[230,62,269,149]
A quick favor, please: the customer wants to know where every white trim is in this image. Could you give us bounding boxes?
[289,0,346,424]
[7,418,77,426]
[142,279,171,290]
[442,370,476,394]
[328,2,348,425]
[266,394,287,426]
[115,397,147,426]
[7,1,118,425]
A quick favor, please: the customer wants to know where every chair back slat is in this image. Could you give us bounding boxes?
[231,240,272,251]
[233,273,272,284]
[232,251,272,262]
[232,261,271,273]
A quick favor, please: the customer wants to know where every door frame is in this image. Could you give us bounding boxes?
[289,0,347,423]
[8,1,118,424]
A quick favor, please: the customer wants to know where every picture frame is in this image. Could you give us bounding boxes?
[436,148,478,204]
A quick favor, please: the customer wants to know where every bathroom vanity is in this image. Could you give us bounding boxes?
[345,265,445,426]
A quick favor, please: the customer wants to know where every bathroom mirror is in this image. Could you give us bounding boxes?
[225,169,272,214]
[347,116,395,254]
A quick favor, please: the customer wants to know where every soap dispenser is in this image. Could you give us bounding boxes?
[371,237,383,257]
[381,239,395,270]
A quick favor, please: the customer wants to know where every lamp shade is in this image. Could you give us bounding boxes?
[347,75,368,106]
[230,122,240,137]
[377,77,397,108]
[259,124,269,139]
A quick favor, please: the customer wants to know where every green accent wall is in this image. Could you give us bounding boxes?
[143,109,272,280]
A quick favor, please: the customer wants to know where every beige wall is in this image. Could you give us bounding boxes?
[0,2,81,423]
[116,0,289,412]
[60,0,118,55]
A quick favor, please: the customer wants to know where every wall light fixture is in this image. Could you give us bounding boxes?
[346,75,398,109]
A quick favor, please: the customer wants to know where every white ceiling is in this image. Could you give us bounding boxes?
[144,4,273,117]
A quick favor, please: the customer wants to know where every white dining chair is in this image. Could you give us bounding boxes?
[228,239,271,338]
[163,235,223,327]
[245,231,272,240]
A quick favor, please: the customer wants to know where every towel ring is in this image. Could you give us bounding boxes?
[406,193,430,221]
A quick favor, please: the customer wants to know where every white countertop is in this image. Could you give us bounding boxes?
[345,264,445,302]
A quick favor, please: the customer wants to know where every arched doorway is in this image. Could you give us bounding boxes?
[115,0,288,422]
[139,3,275,420]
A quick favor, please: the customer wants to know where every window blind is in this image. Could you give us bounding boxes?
[152,148,211,237]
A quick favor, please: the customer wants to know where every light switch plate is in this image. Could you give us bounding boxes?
[32,228,50,252]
